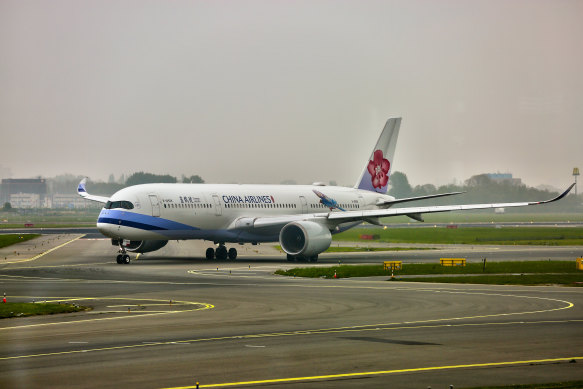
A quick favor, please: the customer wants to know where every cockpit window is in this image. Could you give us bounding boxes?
[105,200,134,210]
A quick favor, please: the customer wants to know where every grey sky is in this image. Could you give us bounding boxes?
[1,0,581,189]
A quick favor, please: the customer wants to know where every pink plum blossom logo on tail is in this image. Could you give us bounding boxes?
[367,150,390,189]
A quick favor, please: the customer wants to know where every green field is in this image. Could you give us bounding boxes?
[397,274,583,286]
[463,381,583,389]
[0,234,40,249]
[334,227,583,245]
[0,223,95,229]
[381,212,583,224]
[324,246,433,252]
[0,302,89,319]
[276,261,583,286]
[275,245,434,253]
[0,209,100,226]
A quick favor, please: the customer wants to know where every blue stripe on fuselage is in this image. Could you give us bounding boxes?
[98,209,199,231]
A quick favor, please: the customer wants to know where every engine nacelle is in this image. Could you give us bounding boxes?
[279,221,332,257]
[118,239,168,253]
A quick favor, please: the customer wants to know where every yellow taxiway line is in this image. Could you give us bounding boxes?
[162,356,583,388]
[2,235,84,264]
[0,296,214,331]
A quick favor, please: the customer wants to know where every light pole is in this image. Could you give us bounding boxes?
[574,167,580,196]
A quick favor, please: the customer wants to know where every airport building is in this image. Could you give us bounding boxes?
[9,193,41,209]
[486,173,522,186]
[0,178,47,206]
[1,178,100,209]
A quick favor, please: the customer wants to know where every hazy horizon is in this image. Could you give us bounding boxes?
[1,1,581,189]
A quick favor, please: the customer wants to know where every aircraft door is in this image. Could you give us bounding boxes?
[299,196,308,214]
[212,195,222,216]
[149,194,160,217]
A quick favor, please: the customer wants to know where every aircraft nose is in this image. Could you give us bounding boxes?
[97,209,117,238]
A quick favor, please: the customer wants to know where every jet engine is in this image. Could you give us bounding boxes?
[279,221,332,258]
[114,239,168,253]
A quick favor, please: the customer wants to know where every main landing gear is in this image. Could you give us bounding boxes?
[206,244,237,260]
[116,246,131,265]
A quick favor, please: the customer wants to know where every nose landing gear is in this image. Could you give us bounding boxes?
[116,245,131,264]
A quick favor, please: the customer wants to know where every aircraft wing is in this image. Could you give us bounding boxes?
[248,184,575,230]
[376,191,464,207]
[251,213,328,230]
[327,183,575,223]
[77,178,109,204]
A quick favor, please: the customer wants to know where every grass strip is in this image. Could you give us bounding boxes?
[274,245,434,253]
[0,224,95,229]
[382,212,583,224]
[0,302,89,319]
[333,227,583,246]
[324,246,434,253]
[394,274,583,286]
[0,234,40,249]
[277,261,581,277]
[276,261,583,286]
[462,380,583,389]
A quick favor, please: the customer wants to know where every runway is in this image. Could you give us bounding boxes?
[0,237,582,388]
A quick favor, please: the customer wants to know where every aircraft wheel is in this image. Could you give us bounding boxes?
[205,248,215,260]
[286,254,295,262]
[123,254,130,264]
[228,248,237,260]
[309,255,318,262]
[216,246,228,260]
[116,254,123,264]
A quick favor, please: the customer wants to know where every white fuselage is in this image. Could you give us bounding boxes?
[97,184,392,243]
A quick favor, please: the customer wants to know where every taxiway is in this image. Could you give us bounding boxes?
[0,237,581,388]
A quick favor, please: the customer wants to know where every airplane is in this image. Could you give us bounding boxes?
[78,117,575,264]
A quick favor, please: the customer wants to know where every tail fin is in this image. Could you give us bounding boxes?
[354,117,401,194]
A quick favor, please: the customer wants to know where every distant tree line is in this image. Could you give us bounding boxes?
[15,171,582,214]
[125,172,177,186]
[46,172,205,195]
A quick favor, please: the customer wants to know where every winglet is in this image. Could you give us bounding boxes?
[77,178,110,204]
[531,183,576,205]
[77,178,88,195]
